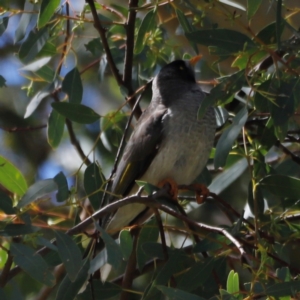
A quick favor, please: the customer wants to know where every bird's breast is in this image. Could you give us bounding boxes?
[141,105,215,185]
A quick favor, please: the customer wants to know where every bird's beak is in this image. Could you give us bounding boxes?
[189,55,202,67]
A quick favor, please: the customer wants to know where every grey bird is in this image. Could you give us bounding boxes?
[105,59,216,233]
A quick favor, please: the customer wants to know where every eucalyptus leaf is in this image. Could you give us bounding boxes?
[10,243,55,286]
[51,102,100,124]
[0,155,27,196]
[214,107,248,169]
[55,230,84,282]
[17,179,57,208]
[62,68,83,104]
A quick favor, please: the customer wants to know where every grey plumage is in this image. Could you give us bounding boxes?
[106,60,216,231]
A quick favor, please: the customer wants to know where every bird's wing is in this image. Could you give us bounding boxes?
[111,103,168,197]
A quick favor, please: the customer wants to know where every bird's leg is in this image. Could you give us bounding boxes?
[157,178,179,200]
[178,183,210,204]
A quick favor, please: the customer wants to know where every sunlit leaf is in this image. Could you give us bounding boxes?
[24,80,59,118]
[135,9,156,54]
[14,1,35,43]
[19,27,49,63]
[247,0,262,19]
[38,0,60,28]
[17,179,57,208]
[0,155,27,196]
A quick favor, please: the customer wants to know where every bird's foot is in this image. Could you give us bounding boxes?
[178,183,209,204]
[157,178,178,200]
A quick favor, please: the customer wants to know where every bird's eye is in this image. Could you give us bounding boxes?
[179,65,184,70]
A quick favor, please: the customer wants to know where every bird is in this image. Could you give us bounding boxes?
[105,58,216,233]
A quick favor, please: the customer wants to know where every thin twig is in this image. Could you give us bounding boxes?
[120,227,140,300]
[0,125,47,132]
[85,0,123,86]
[123,0,142,119]
[5,189,246,284]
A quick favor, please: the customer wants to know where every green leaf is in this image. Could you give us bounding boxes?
[77,279,122,300]
[95,224,123,270]
[55,230,83,282]
[55,258,89,300]
[0,224,38,236]
[142,242,170,260]
[157,286,205,300]
[143,250,187,299]
[10,243,55,286]
[198,70,246,119]
[0,75,6,87]
[37,41,57,57]
[256,21,285,44]
[209,158,248,195]
[35,65,55,82]
[135,181,159,195]
[227,270,240,295]
[100,111,127,151]
[175,9,198,54]
[38,0,60,28]
[0,191,15,214]
[119,229,133,261]
[15,2,35,42]
[135,9,156,54]
[47,108,65,148]
[19,27,49,63]
[0,155,27,196]
[62,68,83,104]
[84,38,103,56]
[54,172,69,202]
[177,257,216,291]
[84,163,105,210]
[247,0,262,19]
[247,181,265,217]
[24,80,58,118]
[259,175,300,199]
[0,17,8,36]
[0,288,8,300]
[20,56,52,72]
[17,179,57,208]
[136,218,159,271]
[186,29,256,55]
[266,281,300,297]
[276,0,282,49]
[214,107,248,169]
[51,102,100,124]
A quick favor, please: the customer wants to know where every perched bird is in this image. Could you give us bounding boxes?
[105,59,216,232]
